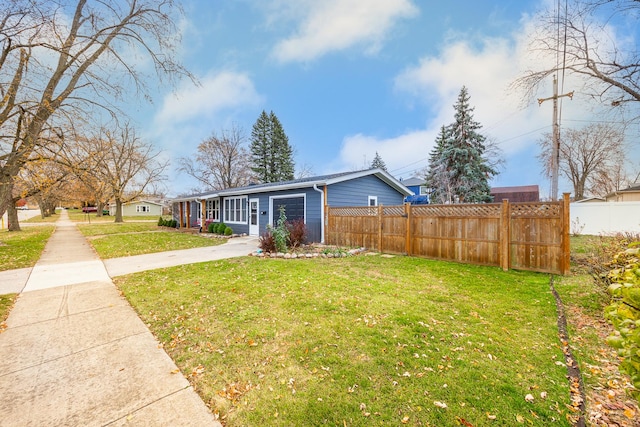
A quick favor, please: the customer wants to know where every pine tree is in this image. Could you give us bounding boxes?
[250,111,271,182]
[425,87,497,203]
[370,151,388,171]
[425,126,455,204]
[250,110,295,183]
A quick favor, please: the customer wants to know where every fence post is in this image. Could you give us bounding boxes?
[561,193,571,275]
[378,204,383,252]
[500,199,510,271]
[405,203,411,256]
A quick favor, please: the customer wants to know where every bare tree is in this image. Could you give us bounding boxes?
[91,123,168,223]
[178,124,252,191]
[0,0,190,218]
[538,123,627,200]
[514,0,640,113]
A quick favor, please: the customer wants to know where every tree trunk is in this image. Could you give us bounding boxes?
[7,204,20,231]
[114,198,123,223]
[96,201,104,217]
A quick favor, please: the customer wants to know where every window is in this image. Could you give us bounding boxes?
[205,199,220,221]
[419,186,428,195]
[368,196,378,206]
[224,196,247,223]
[136,205,150,213]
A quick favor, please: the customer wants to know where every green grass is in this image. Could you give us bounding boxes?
[22,211,60,223]
[85,228,225,259]
[116,256,571,426]
[0,226,55,271]
[77,222,161,236]
[66,208,161,223]
[0,293,16,328]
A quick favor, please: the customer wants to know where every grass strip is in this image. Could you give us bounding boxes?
[0,226,55,271]
[117,255,572,426]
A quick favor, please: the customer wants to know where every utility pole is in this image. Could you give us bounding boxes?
[537,75,573,200]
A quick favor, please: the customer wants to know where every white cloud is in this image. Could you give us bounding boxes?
[271,0,418,63]
[154,71,263,125]
[334,12,601,184]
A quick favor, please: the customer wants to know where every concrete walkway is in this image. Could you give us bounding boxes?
[0,210,257,426]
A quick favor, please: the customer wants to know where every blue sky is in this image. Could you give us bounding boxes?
[135,0,636,197]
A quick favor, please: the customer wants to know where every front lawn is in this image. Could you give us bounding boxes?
[0,226,55,271]
[82,226,225,259]
[116,255,572,426]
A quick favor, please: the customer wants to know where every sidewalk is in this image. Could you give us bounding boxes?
[0,210,241,426]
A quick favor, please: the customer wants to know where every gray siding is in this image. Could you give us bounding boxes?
[327,175,405,207]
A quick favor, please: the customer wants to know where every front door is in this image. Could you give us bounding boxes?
[249,198,259,236]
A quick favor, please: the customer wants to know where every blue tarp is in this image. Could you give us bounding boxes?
[404,194,429,205]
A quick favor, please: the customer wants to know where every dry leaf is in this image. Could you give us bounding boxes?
[624,407,636,419]
[434,401,447,409]
[515,414,525,423]
[525,394,534,403]
[486,412,497,420]
[401,415,410,424]
[170,368,180,374]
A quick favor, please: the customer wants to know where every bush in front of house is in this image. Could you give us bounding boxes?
[158,217,164,226]
[286,218,307,248]
[259,230,276,253]
[217,222,227,234]
[224,226,233,236]
[208,222,216,233]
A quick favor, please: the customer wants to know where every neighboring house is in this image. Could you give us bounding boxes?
[401,176,428,196]
[573,197,605,203]
[172,168,412,243]
[604,183,640,202]
[109,200,165,217]
[490,185,540,203]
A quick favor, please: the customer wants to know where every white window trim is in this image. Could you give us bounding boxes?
[136,204,150,213]
[269,193,306,227]
[223,196,248,224]
[205,198,220,221]
[368,196,378,206]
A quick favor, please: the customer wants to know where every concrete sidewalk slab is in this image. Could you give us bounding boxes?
[0,267,31,294]
[0,210,221,426]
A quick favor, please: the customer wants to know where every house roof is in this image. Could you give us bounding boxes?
[605,183,640,198]
[173,168,412,201]
[401,176,426,187]
[122,200,165,206]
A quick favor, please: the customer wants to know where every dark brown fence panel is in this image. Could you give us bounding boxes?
[325,194,570,275]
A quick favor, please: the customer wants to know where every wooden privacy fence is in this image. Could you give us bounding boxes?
[325,194,570,275]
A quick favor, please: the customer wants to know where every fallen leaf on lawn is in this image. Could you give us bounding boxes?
[624,407,636,419]
[486,412,496,420]
[434,401,447,409]
[540,391,547,399]
[456,416,474,426]
[170,368,180,374]
[525,394,534,403]
[515,414,525,423]
[401,415,410,424]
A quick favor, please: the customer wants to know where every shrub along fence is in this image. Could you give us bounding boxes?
[326,194,570,275]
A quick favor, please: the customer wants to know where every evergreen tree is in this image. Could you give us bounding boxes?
[425,126,455,204]
[250,110,295,183]
[370,151,388,171]
[425,87,497,203]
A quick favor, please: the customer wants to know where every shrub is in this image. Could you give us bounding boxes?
[169,219,177,228]
[272,206,289,253]
[224,226,233,236]
[259,230,276,253]
[216,223,227,234]
[604,243,640,395]
[158,217,164,226]
[286,218,307,248]
[208,222,215,233]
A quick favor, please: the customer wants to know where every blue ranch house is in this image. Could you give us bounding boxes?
[172,168,412,243]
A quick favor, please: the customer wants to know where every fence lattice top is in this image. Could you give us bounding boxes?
[510,202,561,218]
[412,204,501,218]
